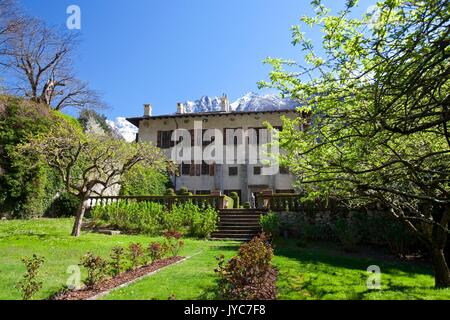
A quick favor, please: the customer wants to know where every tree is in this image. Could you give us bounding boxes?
[260,0,450,287]
[120,164,170,196]
[17,124,170,237]
[0,15,104,110]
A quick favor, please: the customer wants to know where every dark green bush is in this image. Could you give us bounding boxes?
[260,213,280,239]
[243,202,251,209]
[50,192,80,217]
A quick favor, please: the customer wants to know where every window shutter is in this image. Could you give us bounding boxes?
[189,162,195,176]
[210,163,216,176]
[196,164,201,176]
[157,131,161,148]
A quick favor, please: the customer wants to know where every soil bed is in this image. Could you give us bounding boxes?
[52,256,184,300]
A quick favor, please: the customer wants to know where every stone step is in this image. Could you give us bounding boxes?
[218,224,261,228]
[211,233,258,240]
[213,229,261,235]
[219,215,262,219]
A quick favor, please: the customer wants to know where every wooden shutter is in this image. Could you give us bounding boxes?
[189,161,195,176]
[209,163,216,176]
[156,131,161,148]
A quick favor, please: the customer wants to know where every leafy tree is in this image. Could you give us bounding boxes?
[120,163,170,196]
[260,0,450,287]
[0,96,64,218]
[17,123,170,237]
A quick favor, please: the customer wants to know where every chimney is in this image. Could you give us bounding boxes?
[221,94,229,112]
[144,104,152,116]
[176,102,185,114]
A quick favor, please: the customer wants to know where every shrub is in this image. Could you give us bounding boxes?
[260,213,280,239]
[243,202,251,209]
[148,242,166,263]
[128,243,146,269]
[120,164,169,196]
[91,201,165,235]
[16,254,45,300]
[178,187,190,195]
[230,192,240,209]
[190,205,219,238]
[79,252,108,288]
[215,233,277,300]
[109,246,126,277]
[165,188,176,196]
[163,230,184,257]
[50,192,80,217]
[333,217,363,251]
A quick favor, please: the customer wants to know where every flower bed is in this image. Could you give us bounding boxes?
[51,256,184,300]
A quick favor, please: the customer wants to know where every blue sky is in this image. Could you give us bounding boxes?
[20,0,375,119]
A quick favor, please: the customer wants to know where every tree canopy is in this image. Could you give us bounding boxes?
[260,0,450,287]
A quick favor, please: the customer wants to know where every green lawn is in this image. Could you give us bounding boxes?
[1,218,449,300]
[274,239,450,300]
[0,218,238,300]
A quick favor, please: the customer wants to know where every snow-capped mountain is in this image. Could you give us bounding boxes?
[182,92,299,113]
[106,117,138,142]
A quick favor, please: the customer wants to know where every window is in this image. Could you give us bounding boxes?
[280,166,290,175]
[229,167,238,176]
[201,161,210,175]
[157,131,174,149]
[253,166,262,175]
[181,163,191,176]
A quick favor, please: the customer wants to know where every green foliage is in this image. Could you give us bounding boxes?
[16,254,45,300]
[215,234,277,300]
[148,242,166,263]
[78,109,114,137]
[0,96,65,218]
[165,188,176,196]
[260,213,280,239]
[163,230,184,257]
[333,217,363,252]
[109,246,126,277]
[178,187,190,195]
[261,0,450,286]
[190,205,219,238]
[92,201,166,235]
[50,192,81,217]
[127,243,146,270]
[230,192,240,209]
[79,252,108,288]
[91,200,219,239]
[243,202,251,209]
[120,164,170,196]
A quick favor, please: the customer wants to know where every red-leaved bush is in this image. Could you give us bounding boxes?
[214,233,277,300]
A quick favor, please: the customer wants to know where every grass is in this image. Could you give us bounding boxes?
[1,218,449,300]
[273,239,450,300]
[0,218,238,300]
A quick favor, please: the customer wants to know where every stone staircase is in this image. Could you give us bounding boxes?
[211,209,266,241]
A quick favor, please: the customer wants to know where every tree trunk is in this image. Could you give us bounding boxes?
[430,207,450,288]
[431,248,450,288]
[71,199,86,237]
